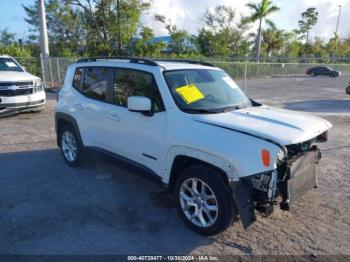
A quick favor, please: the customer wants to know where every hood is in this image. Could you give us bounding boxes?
[0,71,40,82]
[193,105,332,146]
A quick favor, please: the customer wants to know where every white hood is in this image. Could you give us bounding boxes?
[193,105,332,145]
[0,71,40,82]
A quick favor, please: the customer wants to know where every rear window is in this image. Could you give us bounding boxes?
[81,67,109,101]
[72,68,83,90]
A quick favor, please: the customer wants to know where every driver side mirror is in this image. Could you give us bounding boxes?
[127,96,153,116]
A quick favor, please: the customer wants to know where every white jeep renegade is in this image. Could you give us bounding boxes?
[0,55,46,116]
[55,57,332,235]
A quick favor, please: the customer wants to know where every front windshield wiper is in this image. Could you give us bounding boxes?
[182,108,222,114]
[222,105,243,112]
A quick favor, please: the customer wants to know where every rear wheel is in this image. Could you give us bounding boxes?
[174,165,236,236]
[60,125,83,166]
[346,86,350,95]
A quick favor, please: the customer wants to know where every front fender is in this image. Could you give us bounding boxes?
[163,145,241,184]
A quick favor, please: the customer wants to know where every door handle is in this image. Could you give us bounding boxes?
[73,104,83,110]
[107,113,121,121]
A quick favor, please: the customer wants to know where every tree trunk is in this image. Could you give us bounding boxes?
[256,18,262,63]
[116,0,122,55]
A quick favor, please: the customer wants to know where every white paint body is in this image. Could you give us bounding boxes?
[56,60,332,183]
[0,56,46,110]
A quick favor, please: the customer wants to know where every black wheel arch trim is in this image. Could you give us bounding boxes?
[55,112,84,147]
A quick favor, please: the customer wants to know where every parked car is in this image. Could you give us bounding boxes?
[306,66,341,77]
[55,58,332,235]
[346,81,350,95]
[0,55,46,116]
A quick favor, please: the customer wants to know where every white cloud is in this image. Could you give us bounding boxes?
[141,0,350,39]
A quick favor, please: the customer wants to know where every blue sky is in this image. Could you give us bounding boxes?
[0,0,348,41]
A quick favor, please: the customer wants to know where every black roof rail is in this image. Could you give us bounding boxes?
[154,59,216,67]
[76,57,160,66]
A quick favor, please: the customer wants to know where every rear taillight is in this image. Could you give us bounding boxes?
[316,131,328,142]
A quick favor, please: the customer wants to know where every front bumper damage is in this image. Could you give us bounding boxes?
[230,146,321,228]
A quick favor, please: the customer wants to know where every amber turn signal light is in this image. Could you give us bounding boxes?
[261,149,270,167]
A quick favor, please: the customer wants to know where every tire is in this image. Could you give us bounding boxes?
[346,86,350,95]
[174,165,237,236]
[59,125,84,167]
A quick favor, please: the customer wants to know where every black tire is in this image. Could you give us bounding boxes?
[59,125,84,167]
[174,165,237,236]
[346,86,350,95]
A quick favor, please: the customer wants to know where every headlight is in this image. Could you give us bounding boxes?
[35,80,44,92]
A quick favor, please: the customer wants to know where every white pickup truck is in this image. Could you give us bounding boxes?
[0,55,45,116]
[55,57,332,235]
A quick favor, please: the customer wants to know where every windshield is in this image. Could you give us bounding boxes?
[164,69,251,113]
[0,58,24,72]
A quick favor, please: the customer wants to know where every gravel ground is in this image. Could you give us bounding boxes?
[0,76,349,255]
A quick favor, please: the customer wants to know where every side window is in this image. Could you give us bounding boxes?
[113,69,164,112]
[72,68,83,90]
[81,67,109,101]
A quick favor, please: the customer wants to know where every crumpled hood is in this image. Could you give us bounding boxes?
[193,105,332,145]
[0,71,40,82]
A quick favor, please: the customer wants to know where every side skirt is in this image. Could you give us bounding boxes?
[87,146,165,187]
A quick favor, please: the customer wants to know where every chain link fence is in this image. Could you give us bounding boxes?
[15,57,76,89]
[14,57,350,90]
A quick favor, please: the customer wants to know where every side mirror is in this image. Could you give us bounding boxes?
[127,96,153,116]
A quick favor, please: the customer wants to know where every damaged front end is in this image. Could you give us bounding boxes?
[230,140,322,228]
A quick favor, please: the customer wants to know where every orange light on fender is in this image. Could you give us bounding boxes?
[261,149,270,167]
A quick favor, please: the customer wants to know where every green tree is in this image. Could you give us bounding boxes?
[23,0,85,54]
[198,5,248,57]
[134,26,165,57]
[297,7,318,43]
[70,0,150,55]
[261,28,288,57]
[154,15,197,54]
[243,0,280,62]
[0,28,15,46]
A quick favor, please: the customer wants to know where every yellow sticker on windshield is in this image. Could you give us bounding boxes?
[175,84,205,104]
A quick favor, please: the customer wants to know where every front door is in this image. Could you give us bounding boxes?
[105,68,167,175]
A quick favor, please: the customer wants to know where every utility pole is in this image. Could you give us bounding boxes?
[335,5,342,36]
[333,5,342,62]
[38,0,49,58]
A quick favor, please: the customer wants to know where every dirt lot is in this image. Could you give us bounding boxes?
[0,76,350,255]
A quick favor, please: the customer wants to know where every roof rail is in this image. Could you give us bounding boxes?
[154,59,216,67]
[76,57,160,66]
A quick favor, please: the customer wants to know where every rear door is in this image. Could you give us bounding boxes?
[72,66,112,148]
[104,68,167,174]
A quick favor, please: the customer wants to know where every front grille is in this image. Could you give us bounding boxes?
[0,88,34,97]
[0,81,35,97]
[0,81,33,87]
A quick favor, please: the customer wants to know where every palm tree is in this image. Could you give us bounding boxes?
[244,0,280,62]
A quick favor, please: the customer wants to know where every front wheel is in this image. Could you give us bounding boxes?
[174,165,237,236]
[60,125,84,166]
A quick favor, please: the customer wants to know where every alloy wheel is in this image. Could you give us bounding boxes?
[61,131,77,162]
[179,178,218,228]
